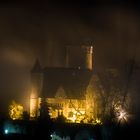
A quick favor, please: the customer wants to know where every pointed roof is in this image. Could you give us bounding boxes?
[55,86,67,99]
[31,59,42,73]
[42,67,92,99]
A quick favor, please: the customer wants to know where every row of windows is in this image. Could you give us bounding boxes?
[48,103,63,108]
[69,103,85,108]
[48,102,85,109]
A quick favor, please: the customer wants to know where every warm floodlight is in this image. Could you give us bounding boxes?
[117,109,128,123]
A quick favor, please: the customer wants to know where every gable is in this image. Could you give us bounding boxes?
[55,86,67,99]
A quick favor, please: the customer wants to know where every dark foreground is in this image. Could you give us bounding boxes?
[0,119,140,140]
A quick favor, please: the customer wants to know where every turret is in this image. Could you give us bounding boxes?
[30,59,43,118]
[83,45,93,70]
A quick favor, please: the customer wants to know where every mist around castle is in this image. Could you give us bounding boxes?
[0,1,140,140]
[0,45,139,140]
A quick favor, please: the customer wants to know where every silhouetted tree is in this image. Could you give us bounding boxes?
[97,68,124,123]
[39,98,50,121]
[36,98,52,140]
[55,111,67,123]
[23,111,30,120]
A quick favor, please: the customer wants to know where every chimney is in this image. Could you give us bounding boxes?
[84,46,93,70]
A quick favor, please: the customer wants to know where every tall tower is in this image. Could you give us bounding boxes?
[30,59,43,118]
[83,46,93,70]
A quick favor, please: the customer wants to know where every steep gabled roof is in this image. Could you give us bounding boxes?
[31,59,42,73]
[55,86,67,99]
[41,67,93,99]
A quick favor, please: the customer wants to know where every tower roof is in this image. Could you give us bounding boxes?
[31,59,42,73]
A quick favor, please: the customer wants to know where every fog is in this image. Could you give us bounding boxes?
[0,1,140,114]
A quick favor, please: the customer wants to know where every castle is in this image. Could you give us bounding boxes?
[30,45,101,123]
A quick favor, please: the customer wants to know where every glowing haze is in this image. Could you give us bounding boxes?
[0,1,140,116]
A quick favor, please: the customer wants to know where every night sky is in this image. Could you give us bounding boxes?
[0,0,140,114]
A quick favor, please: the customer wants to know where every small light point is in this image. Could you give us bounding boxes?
[4,129,8,134]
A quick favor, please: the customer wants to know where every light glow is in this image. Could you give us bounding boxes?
[95,118,102,124]
[113,102,129,124]
[116,109,129,123]
[9,101,23,120]
[4,129,8,134]
[118,110,127,120]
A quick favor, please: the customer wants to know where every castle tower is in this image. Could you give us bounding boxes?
[30,59,43,118]
[83,46,93,70]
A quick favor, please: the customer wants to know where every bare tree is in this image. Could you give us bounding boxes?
[97,68,125,122]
